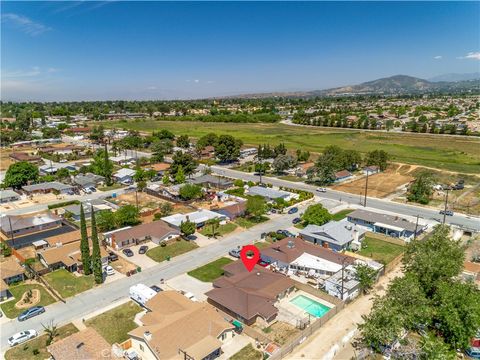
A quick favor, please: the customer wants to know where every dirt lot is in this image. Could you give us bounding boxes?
[259,321,300,346]
[109,256,137,274]
[111,192,193,215]
[333,164,415,198]
[0,146,39,170]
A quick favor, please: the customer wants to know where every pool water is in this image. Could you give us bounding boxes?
[290,295,331,318]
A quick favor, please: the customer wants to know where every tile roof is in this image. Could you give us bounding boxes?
[129,291,234,360]
[47,327,117,360]
[206,265,294,322]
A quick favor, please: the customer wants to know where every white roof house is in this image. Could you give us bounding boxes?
[161,209,227,228]
[247,186,298,201]
[113,168,136,179]
[290,252,343,274]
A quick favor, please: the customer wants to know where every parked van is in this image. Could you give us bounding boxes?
[129,284,157,306]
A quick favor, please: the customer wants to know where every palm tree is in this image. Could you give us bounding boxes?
[42,320,59,345]
[206,218,221,239]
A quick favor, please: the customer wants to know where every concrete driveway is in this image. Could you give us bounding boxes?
[166,274,213,301]
[117,241,159,269]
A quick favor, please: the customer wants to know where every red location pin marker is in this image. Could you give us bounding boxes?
[240,245,260,272]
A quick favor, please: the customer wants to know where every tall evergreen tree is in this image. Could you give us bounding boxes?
[103,143,113,185]
[90,207,103,284]
[79,205,91,275]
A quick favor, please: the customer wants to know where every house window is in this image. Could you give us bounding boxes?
[139,344,144,352]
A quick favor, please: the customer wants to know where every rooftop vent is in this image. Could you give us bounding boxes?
[144,331,152,341]
[76,342,85,349]
[287,240,295,249]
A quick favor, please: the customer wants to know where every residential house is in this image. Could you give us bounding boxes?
[44,229,91,247]
[148,162,170,175]
[240,147,257,158]
[0,258,25,299]
[347,209,423,240]
[0,213,63,238]
[199,145,215,159]
[324,265,361,301]
[299,219,367,251]
[38,240,108,273]
[73,173,105,189]
[363,165,380,175]
[295,162,315,178]
[22,182,75,195]
[39,164,76,176]
[63,199,116,221]
[103,220,180,250]
[127,291,235,360]
[161,210,227,229]
[9,152,42,164]
[47,327,116,360]
[38,145,83,155]
[260,237,356,278]
[110,155,135,166]
[247,186,299,202]
[188,174,233,190]
[206,265,294,326]
[113,168,136,184]
[334,170,352,182]
[214,201,247,220]
[0,189,21,203]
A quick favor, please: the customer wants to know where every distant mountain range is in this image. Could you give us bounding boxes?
[223,74,480,99]
[428,72,480,82]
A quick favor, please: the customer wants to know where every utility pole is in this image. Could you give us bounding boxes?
[442,188,449,225]
[135,189,139,211]
[363,170,369,207]
[413,214,419,241]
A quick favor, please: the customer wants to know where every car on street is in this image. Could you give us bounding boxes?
[122,248,134,257]
[139,245,149,254]
[108,252,119,262]
[8,330,37,347]
[229,248,241,258]
[292,217,301,224]
[316,187,327,193]
[439,210,454,216]
[17,306,45,321]
[150,285,163,293]
[103,265,115,276]
[288,207,298,214]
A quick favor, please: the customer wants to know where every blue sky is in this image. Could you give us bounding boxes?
[1,1,479,101]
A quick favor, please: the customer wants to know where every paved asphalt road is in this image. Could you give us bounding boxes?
[209,166,480,231]
[0,208,304,350]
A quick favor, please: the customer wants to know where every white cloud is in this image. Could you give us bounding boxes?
[433,55,442,60]
[146,86,157,90]
[4,66,41,78]
[1,13,51,36]
[457,51,480,60]
[194,79,200,83]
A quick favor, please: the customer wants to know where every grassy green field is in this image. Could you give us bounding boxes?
[43,269,96,298]
[187,257,233,282]
[199,222,238,237]
[358,237,405,265]
[85,301,142,344]
[234,215,269,229]
[331,209,354,221]
[103,120,480,173]
[1,283,57,318]
[5,323,79,360]
[230,344,263,360]
[146,239,198,262]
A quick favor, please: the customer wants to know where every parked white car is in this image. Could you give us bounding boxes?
[8,330,37,347]
[103,265,115,276]
[316,187,327,193]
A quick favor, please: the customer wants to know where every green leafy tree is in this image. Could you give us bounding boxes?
[90,208,103,284]
[55,167,70,180]
[272,154,297,174]
[179,184,202,200]
[419,333,456,360]
[354,263,378,294]
[301,203,332,226]
[158,202,173,217]
[214,135,243,162]
[91,150,113,185]
[407,171,435,204]
[115,205,141,227]
[162,172,171,185]
[245,195,266,219]
[150,139,173,162]
[308,153,337,185]
[205,218,221,238]
[180,220,196,238]
[4,161,39,189]
[273,143,287,156]
[95,210,116,232]
[79,205,91,275]
[176,135,190,148]
[170,151,197,177]
[175,165,186,184]
[365,150,389,171]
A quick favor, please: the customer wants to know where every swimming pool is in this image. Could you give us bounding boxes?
[290,295,331,318]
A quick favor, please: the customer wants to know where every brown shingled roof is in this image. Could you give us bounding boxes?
[206,265,294,322]
[108,220,179,244]
[39,240,107,267]
[0,258,25,280]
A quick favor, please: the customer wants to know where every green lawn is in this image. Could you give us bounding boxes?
[331,209,354,221]
[85,301,142,344]
[358,236,405,265]
[43,269,96,298]
[104,120,480,173]
[5,323,78,360]
[146,239,199,262]
[1,283,57,318]
[230,344,263,360]
[98,183,124,191]
[235,215,269,229]
[277,175,304,182]
[200,222,238,237]
[187,257,233,282]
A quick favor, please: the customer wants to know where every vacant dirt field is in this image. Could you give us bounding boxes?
[112,192,193,214]
[333,164,415,198]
